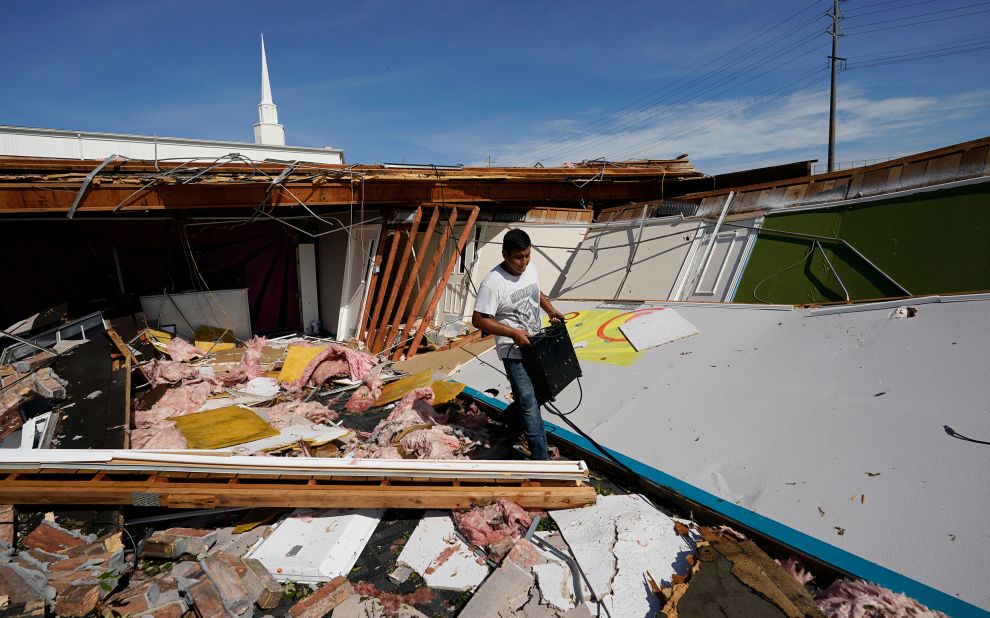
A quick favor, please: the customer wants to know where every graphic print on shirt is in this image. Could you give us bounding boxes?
[507,283,541,333]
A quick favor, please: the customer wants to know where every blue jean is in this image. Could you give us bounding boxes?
[502,358,549,461]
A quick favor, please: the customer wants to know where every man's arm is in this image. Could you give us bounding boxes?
[472,311,531,347]
[540,293,565,324]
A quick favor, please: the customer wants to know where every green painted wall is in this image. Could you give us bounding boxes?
[733,182,990,304]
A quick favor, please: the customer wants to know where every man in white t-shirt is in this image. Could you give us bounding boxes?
[472,229,565,460]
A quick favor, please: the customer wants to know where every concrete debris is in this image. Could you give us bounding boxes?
[550,494,694,618]
[395,510,489,591]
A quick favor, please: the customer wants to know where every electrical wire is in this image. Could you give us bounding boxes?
[520,0,829,163]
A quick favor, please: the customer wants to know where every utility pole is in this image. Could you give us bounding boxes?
[827,0,845,172]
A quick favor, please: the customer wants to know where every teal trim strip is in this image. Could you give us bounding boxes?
[462,385,988,618]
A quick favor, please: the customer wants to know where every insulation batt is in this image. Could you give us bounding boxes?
[263,400,339,428]
[239,336,267,379]
[345,373,385,412]
[452,499,534,547]
[815,579,948,618]
[135,381,215,429]
[399,427,461,459]
[164,337,206,362]
[284,343,377,392]
[146,359,200,385]
[345,387,473,460]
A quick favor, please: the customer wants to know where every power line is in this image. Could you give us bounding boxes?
[530,28,828,164]
[845,2,990,34]
[517,0,829,163]
[843,0,936,19]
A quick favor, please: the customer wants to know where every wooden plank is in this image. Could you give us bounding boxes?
[362,224,403,351]
[354,226,388,342]
[123,356,131,449]
[392,207,460,360]
[0,478,595,510]
[405,206,480,358]
[381,206,440,355]
[368,207,423,353]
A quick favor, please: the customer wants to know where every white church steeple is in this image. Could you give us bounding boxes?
[253,34,286,145]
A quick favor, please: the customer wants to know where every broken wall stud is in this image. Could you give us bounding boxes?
[368,206,423,352]
[381,205,440,354]
[392,206,460,360]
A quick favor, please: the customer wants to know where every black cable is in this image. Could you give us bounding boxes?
[944,425,990,446]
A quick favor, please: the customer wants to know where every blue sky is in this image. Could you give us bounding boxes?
[2,0,989,174]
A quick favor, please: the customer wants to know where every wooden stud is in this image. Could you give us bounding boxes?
[382,206,440,355]
[405,206,481,358]
[392,207,460,360]
[368,207,423,353]
[361,227,402,350]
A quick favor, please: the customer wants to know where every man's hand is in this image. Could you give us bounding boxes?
[547,308,566,324]
[510,329,531,347]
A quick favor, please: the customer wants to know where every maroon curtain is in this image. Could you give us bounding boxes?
[1,219,301,334]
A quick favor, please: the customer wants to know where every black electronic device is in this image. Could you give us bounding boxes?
[520,322,582,402]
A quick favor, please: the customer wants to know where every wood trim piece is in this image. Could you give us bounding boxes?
[0,471,595,510]
[367,207,423,353]
[405,206,481,359]
[354,226,389,342]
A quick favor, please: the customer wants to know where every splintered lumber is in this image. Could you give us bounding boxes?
[0,450,596,510]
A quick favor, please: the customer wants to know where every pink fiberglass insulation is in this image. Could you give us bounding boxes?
[815,580,947,618]
[263,400,340,428]
[399,427,462,459]
[344,374,385,412]
[131,423,188,450]
[386,388,437,423]
[775,557,814,585]
[146,359,201,385]
[240,336,267,379]
[452,499,534,548]
[135,381,216,429]
[352,583,432,617]
[165,337,206,362]
[344,387,472,460]
[283,344,377,392]
[310,358,350,386]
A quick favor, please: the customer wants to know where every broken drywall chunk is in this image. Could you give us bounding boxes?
[457,554,534,618]
[32,367,68,399]
[246,508,383,583]
[618,308,698,352]
[550,494,693,618]
[396,511,489,591]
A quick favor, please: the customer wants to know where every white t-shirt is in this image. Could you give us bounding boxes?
[474,263,542,359]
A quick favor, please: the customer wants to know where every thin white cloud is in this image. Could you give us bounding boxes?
[464,83,990,173]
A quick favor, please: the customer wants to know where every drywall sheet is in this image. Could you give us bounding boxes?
[396,511,489,591]
[472,223,589,299]
[453,298,990,613]
[247,508,384,583]
[140,289,252,341]
[618,308,698,351]
[734,181,990,304]
[551,218,700,301]
[173,405,278,449]
[548,307,687,366]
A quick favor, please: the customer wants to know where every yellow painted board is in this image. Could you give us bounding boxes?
[146,328,173,351]
[233,507,284,534]
[277,345,328,383]
[543,309,652,367]
[174,405,279,449]
[195,340,237,353]
[432,380,465,405]
[374,369,434,406]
